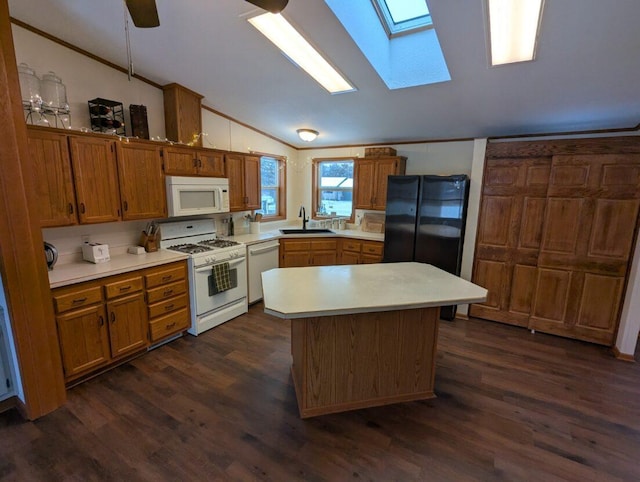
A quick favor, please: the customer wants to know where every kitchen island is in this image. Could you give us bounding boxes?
[262,262,487,418]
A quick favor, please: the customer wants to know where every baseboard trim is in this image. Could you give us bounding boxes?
[612,346,636,362]
[455,313,469,321]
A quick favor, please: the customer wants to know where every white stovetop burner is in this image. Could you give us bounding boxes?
[159,219,245,261]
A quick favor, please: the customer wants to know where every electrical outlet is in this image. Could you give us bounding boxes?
[81,235,90,244]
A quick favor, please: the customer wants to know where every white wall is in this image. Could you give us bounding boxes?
[12,24,166,139]
[201,110,299,224]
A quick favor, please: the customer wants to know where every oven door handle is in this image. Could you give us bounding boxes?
[194,258,245,273]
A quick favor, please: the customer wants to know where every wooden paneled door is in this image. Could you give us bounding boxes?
[470,157,551,327]
[529,154,640,345]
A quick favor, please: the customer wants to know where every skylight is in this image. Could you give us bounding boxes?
[372,0,433,37]
[325,0,450,90]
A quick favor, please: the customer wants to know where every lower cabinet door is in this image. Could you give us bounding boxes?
[56,304,110,379]
[106,292,148,358]
[311,250,337,266]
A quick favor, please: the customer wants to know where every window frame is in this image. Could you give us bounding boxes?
[312,157,355,222]
[371,0,433,38]
[256,154,287,222]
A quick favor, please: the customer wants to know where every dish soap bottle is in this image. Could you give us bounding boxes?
[229,215,234,236]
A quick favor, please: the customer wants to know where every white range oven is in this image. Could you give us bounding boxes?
[160,219,247,335]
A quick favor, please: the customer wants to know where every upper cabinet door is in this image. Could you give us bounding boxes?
[116,141,166,220]
[198,150,225,177]
[225,154,246,211]
[26,128,77,227]
[354,159,375,209]
[243,155,261,210]
[372,158,400,210]
[69,136,121,224]
[163,146,197,176]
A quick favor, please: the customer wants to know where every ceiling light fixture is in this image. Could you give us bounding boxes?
[248,13,355,94]
[486,0,545,66]
[297,129,319,142]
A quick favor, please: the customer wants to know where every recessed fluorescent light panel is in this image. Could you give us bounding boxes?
[248,13,355,94]
[487,0,544,66]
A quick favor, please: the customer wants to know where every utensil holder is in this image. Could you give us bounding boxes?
[250,222,260,234]
[139,231,158,252]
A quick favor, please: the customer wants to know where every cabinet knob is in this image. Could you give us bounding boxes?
[80,203,85,214]
[110,312,116,323]
[98,315,104,326]
[123,201,128,211]
[68,203,74,214]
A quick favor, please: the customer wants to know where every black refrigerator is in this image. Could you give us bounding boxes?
[383,175,470,320]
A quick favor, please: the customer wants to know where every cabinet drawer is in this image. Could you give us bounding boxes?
[146,279,188,304]
[311,239,338,250]
[282,240,311,251]
[145,263,187,288]
[361,242,383,256]
[148,293,189,319]
[53,286,103,314]
[104,276,143,299]
[342,240,361,252]
[149,308,189,342]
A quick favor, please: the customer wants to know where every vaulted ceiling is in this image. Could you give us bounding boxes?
[8,0,640,148]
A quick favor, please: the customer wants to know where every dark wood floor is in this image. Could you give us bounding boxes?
[1,303,639,481]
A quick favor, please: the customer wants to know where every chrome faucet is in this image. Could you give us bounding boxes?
[299,206,309,230]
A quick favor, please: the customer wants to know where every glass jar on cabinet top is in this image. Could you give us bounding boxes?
[17,62,42,110]
[40,71,69,113]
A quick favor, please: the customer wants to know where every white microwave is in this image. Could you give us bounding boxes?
[166,176,230,217]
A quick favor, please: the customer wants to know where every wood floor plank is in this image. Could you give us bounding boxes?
[1,302,639,481]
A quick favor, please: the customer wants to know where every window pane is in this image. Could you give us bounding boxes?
[317,160,354,217]
[384,0,429,24]
[261,157,278,187]
[261,188,277,215]
[257,156,283,217]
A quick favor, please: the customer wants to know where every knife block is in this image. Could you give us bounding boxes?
[139,231,158,252]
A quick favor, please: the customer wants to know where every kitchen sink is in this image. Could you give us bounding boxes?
[279,228,334,234]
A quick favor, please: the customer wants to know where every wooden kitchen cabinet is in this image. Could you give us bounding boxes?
[52,272,149,383]
[144,261,190,343]
[339,239,384,264]
[106,291,147,358]
[280,238,338,267]
[116,141,166,220]
[68,135,121,224]
[26,128,77,227]
[163,146,225,177]
[226,154,261,211]
[354,157,406,210]
[163,83,203,146]
[55,302,110,380]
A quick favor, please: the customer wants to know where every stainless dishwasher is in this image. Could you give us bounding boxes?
[247,239,280,303]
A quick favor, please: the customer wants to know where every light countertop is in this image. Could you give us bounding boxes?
[48,250,189,289]
[47,227,383,288]
[262,262,488,319]
[231,228,384,245]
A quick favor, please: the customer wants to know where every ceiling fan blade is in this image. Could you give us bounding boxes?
[125,0,160,28]
[245,0,289,14]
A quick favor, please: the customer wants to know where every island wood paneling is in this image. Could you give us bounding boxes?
[471,138,640,345]
[291,307,439,418]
